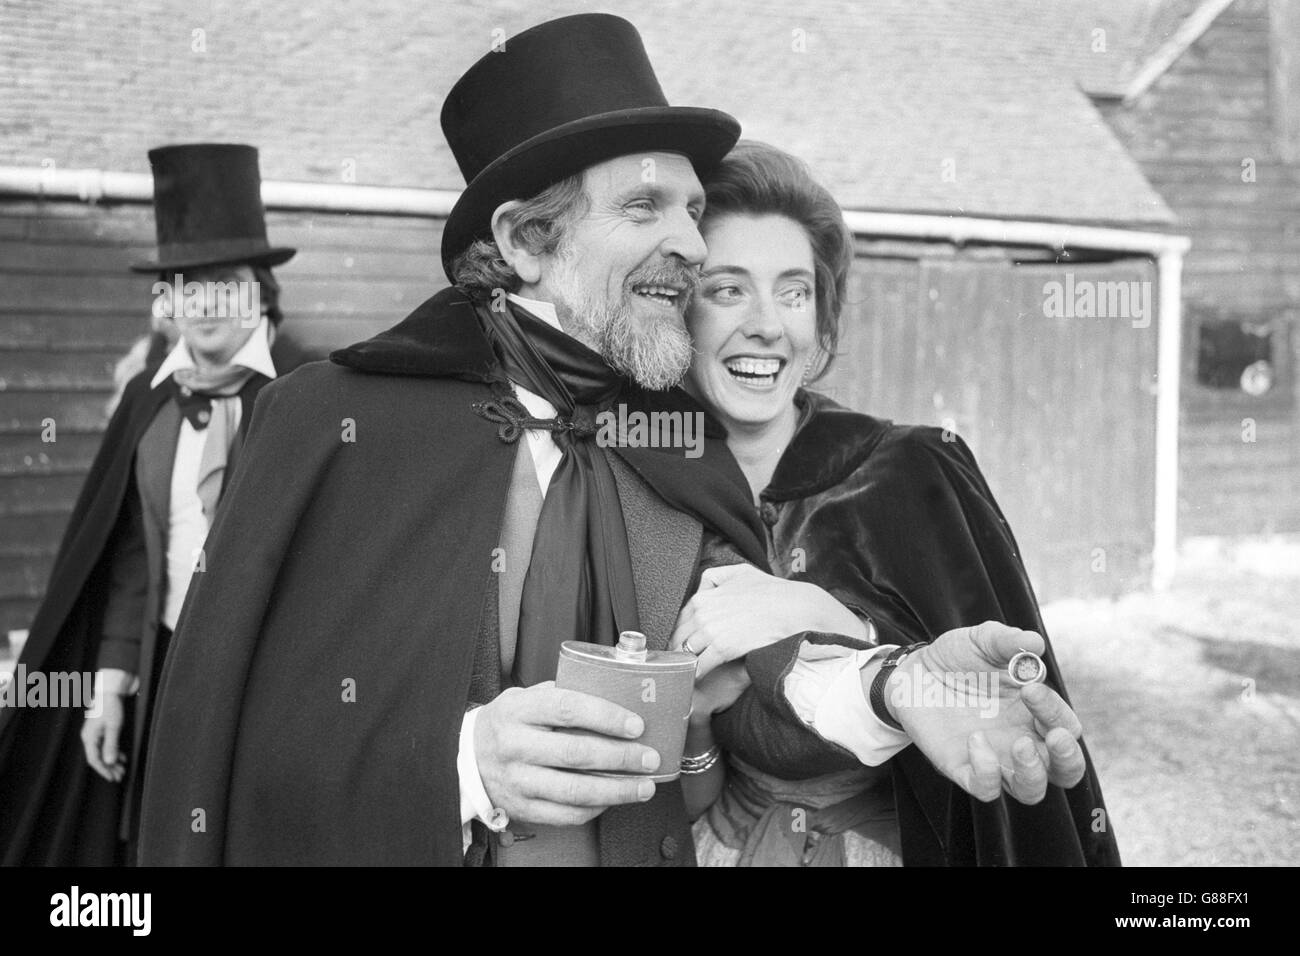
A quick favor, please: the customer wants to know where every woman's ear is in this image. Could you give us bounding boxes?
[490,201,542,285]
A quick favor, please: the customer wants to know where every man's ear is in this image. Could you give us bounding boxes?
[490,201,542,285]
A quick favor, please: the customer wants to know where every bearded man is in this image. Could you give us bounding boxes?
[138,15,1092,867]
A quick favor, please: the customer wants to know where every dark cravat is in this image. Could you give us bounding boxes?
[475,299,641,686]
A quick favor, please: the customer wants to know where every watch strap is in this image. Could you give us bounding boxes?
[869,641,929,731]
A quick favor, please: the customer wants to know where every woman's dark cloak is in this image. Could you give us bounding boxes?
[713,391,1121,867]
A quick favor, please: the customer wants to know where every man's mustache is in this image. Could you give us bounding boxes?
[625,261,701,304]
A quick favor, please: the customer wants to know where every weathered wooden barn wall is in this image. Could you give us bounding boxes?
[821,249,1160,601]
[0,199,446,636]
[1100,0,1300,538]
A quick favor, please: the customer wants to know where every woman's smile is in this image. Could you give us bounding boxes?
[720,353,788,390]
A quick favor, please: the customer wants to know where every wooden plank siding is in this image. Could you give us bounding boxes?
[822,253,1160,601]
[0,199,448,635]
[1099,0,1300,538]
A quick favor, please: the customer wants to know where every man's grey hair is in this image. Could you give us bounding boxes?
[450,173,589,294]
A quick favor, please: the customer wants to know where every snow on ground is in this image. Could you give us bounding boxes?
[1043,536,1299,866]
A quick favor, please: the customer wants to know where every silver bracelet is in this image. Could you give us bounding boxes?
[679,744,722,775]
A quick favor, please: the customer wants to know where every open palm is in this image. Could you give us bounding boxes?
[888,622,1086,804]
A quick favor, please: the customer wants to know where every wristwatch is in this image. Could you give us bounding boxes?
[868,641,930,731]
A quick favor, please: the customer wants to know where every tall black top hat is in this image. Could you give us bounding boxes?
[439,13,740,279]
[130,143,296,272]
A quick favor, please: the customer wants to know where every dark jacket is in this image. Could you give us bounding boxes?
[713,390,1122,867]
[137,287,767,866]
[0,366,276,866]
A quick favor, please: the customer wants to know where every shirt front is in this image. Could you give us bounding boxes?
[150,317,278,631]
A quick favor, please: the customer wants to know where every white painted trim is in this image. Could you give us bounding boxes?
[0,166,457,217]
[1123,0,1238,104]
[1153,248,1186,590]
[2,166,1190,255]
[840,209,1190,256]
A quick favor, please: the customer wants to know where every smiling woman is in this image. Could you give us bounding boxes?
[682,142,853,494]
[675,140,1120,868]
[688,213,820,442]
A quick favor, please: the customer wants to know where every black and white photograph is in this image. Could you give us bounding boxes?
[0,0,1293,927]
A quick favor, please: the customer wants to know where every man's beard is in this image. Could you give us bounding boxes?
[550,256,697,391]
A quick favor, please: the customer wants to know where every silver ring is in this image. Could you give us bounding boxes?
[1007,649,1046,686]
[681,638,700,657]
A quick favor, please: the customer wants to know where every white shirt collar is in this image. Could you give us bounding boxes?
[506,292,564,332]
[151,316,278,388]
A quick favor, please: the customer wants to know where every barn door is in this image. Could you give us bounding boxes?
[823,253,1159,600]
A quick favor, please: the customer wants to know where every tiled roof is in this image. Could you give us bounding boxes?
[0,0,1178,224]
[1001,0,1212,99]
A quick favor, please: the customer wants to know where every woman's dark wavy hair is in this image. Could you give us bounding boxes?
[700,140,854,381]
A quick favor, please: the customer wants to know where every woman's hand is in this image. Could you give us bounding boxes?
[670,563,869,678]
[690,659,752,722]
[681,663,745,821]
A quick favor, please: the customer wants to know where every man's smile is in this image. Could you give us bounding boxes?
[630,282,685,308]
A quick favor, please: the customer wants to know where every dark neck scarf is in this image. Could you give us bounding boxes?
[477,299,641,686]
[607,383,768,568]
[169,364,259,430]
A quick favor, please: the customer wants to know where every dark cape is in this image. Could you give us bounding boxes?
[713,391,1122,867]
[137,287,766,866]
[0,358,284,866]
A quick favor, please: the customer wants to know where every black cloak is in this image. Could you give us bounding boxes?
[712,391,1122,867]
[0,338,301,866]
[137,287,767,866]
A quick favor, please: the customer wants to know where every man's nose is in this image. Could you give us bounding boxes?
[658,209,708,266]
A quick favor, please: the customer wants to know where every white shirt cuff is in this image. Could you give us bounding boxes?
[95,667,140,698]
[458,707,499,854]
[783,642,911,767]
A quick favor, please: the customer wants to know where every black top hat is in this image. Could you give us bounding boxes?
[439,13,740,278]
[130,143,296,272]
